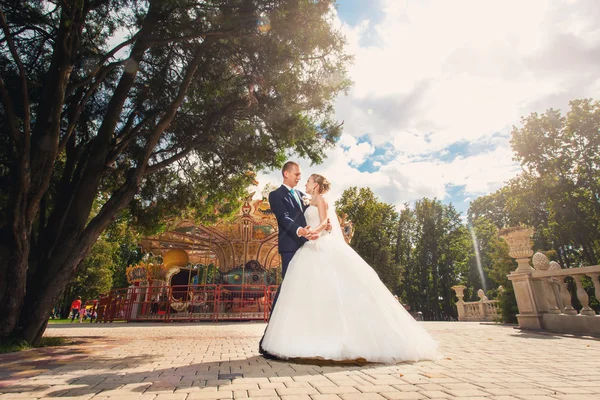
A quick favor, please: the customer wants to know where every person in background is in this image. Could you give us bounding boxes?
[70,296,82,323]
[79,305,86,322]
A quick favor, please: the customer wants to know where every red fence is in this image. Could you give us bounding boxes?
[92,284,279,323]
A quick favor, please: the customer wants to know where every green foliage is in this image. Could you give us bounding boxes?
[62,210,142,308]
[470,99,600,268]
[336,188,474,321]
[496,285,519,324]
[397,199,470,320]
[335,187,400,290]
[468,99,600,321]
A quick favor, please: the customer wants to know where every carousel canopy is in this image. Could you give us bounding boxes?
[139,197,280,271]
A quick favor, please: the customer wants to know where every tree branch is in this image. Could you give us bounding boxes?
[0,74,20,149]
[0,6,30,140]
[67,59,126,93]
[144,99,247,175]
[59,62,118,154]
[149,27,255,46]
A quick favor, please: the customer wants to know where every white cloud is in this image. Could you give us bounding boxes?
[344,141,375,166]
[257,0,600,214]
[336,0,600,155]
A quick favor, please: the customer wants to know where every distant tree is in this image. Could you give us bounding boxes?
[399,198,470,320]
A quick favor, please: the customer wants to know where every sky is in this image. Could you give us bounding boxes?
[255,0,600,216]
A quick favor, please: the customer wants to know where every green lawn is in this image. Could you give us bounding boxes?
[47,318,79,324]
[0,336,70,354]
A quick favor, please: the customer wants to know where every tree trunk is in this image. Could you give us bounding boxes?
[18,186,136,344]
[0,232,30,339]
[20,260,79,343]
[0,3,89,342]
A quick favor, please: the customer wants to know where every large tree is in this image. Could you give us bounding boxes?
[469,99,600,268]
[0,0,351,343]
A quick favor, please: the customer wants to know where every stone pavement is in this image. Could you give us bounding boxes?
[0,322,599,400]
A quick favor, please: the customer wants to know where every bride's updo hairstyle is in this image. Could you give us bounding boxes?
[311,174,331,194]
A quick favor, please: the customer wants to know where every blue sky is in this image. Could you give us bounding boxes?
[257,0,600,217]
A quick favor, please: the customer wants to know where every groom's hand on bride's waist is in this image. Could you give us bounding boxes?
[325,218,332,233]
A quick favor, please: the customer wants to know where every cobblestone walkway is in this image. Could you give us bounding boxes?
[0,322,599,399]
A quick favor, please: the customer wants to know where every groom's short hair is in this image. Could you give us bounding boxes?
[282,161,299,176]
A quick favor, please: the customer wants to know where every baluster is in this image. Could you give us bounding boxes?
[587,273,600,305]
[573,275,596,316]
[543,278,561,314]
[559,278,578,315]
[550,279,563,311]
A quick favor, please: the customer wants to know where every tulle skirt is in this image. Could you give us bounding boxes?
[261,234,439,363]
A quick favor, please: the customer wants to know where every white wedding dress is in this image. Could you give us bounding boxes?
[261,204,439,363]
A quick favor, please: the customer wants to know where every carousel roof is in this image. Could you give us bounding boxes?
[139,196,281,270]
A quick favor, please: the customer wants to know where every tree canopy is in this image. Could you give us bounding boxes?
[0,0,351,343]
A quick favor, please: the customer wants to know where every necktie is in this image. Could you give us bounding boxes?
[289,188,302,208]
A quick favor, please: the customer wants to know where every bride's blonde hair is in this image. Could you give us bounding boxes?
[311,174,331,194]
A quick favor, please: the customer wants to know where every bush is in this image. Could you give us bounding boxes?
[497,285,518,323]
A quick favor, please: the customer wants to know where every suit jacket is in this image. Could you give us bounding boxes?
[269,185,308,253]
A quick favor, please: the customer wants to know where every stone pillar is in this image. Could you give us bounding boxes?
[451,285,466,321]
[500,226,543,330]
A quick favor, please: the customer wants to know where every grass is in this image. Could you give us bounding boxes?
[47,318,79,324]
[0,336,70,354]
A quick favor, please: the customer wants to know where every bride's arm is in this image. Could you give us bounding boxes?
[312,198,329,234]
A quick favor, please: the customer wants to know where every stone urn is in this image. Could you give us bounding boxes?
[451,285,466,303]
[451,285,467,321]
[499,226,534,274]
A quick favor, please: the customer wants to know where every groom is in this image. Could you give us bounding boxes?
[259,161,329,356]
[268,161,317,279]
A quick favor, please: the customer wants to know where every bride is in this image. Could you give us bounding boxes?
[260,173,439,363]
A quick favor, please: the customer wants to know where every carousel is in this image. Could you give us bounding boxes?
[96,185,355,323]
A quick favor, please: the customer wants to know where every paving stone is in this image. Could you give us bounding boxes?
[417,391,451,398]
[379,393,426,400]
[339,394,386,400]
[317,386,360,395]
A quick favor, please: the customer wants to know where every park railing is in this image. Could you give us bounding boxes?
[451,286,500,322]
[93,284,279,323]
[500,226,600,335]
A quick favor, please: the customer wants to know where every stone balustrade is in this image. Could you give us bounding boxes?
[451,285,500,322]
[500,226,600,335]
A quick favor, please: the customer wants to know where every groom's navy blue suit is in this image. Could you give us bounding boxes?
[268,185,309,278]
